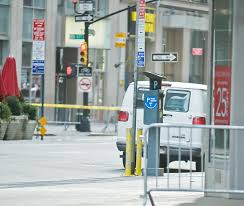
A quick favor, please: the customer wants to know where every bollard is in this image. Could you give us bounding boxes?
[124,128,133,176]
[135,128,143,176]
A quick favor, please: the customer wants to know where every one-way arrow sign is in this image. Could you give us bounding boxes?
[152,52,178,62]
[75,14,94,22]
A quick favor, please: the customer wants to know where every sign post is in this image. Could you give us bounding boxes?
[32,19,45,130]
[131,0,146,174]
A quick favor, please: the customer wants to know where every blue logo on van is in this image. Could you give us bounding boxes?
[144,96,158,109]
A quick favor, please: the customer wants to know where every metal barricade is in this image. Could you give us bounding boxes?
[143,123,244,206]
[33,103,119,132]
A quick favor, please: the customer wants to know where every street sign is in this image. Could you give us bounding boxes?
[192,48,203,56]
[137,52,145,67]
[32,60,45,74]
[78,77,92,93]
[75,14,93,22]
[33,19,45,41]
[78,66,92,77]
[39,116,47,126]
[115,32,126,48]
[79,0,93,12]
[39,127,47,136]
[152,52,178,62]
[214,66,231,125]
[136,0,146,68]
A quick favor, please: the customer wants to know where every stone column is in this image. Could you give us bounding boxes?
[181,28,191,82]
[9,0,23,88]
[45,0,57,119]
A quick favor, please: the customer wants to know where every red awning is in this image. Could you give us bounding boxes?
[2,57,20,97]
[0,69,7,101]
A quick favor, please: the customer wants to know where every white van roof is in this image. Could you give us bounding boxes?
[130,81,207,91]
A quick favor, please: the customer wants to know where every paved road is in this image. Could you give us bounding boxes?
[0,125,244,206]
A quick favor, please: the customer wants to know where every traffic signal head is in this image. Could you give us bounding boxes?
[80,42,88,65]
[66,65,77,78]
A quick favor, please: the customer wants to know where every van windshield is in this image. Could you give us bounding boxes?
[164,89,190,112]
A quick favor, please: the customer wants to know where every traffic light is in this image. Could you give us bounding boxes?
[80,42,88,65]
[66,65,77,78]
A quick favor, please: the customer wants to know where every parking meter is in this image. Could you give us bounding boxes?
[143,71,165,176]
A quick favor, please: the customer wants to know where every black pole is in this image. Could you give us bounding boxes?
[84,22,89,118]
[79,22,91,132]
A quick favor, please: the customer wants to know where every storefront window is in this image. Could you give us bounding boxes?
[190,31,207,84]
[211,0,233,161]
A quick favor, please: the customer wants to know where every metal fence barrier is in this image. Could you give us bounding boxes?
[143,123,244,206]
[32,103,120,133]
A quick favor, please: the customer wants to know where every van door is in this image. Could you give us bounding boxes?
[161,88,192,147]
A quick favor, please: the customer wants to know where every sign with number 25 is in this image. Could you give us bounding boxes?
[214,66,232,125]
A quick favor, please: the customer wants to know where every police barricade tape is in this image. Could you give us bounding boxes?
[31,103,121,111]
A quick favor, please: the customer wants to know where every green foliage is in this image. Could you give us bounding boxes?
[0,102,11,120]
[4,96,23,116]
[23,103,37,120]
[18,92,25,103]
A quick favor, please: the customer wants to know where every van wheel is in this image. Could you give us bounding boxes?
[122,152,126,168]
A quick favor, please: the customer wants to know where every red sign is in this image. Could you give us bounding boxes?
[192,48,203,56]
[214,66,232,125]
[139,0,145,19]
[33,19,45,41]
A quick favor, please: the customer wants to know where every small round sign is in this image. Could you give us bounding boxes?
[144,96,158,109]
[79,77,91,91]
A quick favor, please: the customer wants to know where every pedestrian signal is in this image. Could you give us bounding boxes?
[66,65,77,78]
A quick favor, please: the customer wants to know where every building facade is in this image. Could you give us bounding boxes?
[0,0,209,121]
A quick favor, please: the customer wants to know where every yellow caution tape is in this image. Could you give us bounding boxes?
[31,103,121,111]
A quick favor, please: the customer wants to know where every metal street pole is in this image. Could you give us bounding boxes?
[81,22,90,131]
[131,0,146,174]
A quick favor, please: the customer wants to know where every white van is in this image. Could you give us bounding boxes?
[116,81,207,171]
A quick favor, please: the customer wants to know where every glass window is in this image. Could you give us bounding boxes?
[22,42,32,67]
[24,0,46,8]
[164,90,190,112]
[22,8,33,39]
[0,40,8,66]
[95,0,108,17]
[24,0,32,6]
[0,5,9,34]
[0,40,2,65]
[22,8,45,40]
[211,0,233,161]
[189,31,207,84]
[0,0,9,5]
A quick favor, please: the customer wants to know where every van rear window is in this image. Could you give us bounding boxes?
[164,89,190,112]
